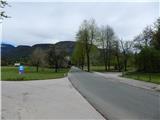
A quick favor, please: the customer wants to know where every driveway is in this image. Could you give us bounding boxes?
[1,77,104,119]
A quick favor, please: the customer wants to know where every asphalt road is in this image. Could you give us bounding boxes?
[68,67,160,120]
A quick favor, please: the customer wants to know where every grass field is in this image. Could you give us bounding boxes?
[84,66,115,72]
[1,66,69,81]
[123,72,160,84]
[90,66,106,72]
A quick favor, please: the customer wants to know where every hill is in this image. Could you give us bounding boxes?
[1,41,75,65]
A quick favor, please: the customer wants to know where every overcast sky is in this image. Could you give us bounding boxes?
[1,1,159,46]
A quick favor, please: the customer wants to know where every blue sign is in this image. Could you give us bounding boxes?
[19,65,24,74]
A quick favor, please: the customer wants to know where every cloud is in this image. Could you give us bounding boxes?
[2,2,159,46]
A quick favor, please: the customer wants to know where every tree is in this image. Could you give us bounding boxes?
[72,40,85,70]
[152,18,160,50]
[120,40,133,71]
[47,45,66,72]
[30,48,45,72]
[136,47,160,72]
[143,26,153,47]
[97,26,107,70]
[133,18,160,72]
[113,39,122,71]
[98,25,115,71]
[133,26,153,50]
[76,19,97,72]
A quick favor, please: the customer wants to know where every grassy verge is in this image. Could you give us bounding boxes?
[1,66,69,81]
[123,72,160,84]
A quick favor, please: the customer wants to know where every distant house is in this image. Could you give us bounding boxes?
[14,63,20,67]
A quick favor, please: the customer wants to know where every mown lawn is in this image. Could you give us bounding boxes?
[123,72,160,84]
[1,66,69,81]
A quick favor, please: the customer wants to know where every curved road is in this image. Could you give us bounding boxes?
[68,67,160,120]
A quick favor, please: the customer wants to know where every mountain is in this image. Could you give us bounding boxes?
[55,41,75,55]
[1,43,15,58]
[1,41,75,65]
[32,44,53,50]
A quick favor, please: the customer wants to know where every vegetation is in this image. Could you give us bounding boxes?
[72,40,86,70]
[46,45,67,72]
[1,44,70,80]
[1,41,75,67]
[72,17,160,83]
[30,48,46,72]
[123,72,160,84]
[1,66,69,81]
[72,18,135,73]
[86,66,106,72]
[98,25,115,71]
[72,19,97,72]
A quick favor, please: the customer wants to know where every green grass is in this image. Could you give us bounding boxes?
[1,66,69,81]
[84,66,118,72]
[123,72,160,84]
[90,66,106,72]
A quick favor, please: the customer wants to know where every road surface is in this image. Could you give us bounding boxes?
[68,67,160,120]
[1,77,104,120]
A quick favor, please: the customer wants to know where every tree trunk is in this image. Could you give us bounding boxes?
[86,52,90,72]
[108,55,111,70]
[55,61,58,72]
[124,57,127,71]
[108,44,111,71]
[36,65,39,72]
[103,49,107,71]
[105,61,107,71]
[116,54,121,72]
[81,65,84,70]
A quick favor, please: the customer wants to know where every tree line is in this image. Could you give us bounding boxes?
[72,18,160,73]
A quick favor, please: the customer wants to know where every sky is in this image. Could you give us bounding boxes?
[1,0,159,46]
